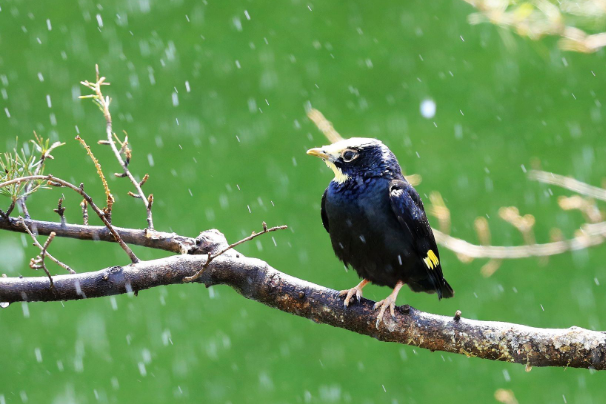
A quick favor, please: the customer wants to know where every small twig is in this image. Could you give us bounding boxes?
[427,192,450,234]
[0,200,15,220]
[81,199,89,225]
[1,175,139,264]
[6,199,16,217]
[17,199,31,220]
[558,195,603,223]
[474,211,503,278]
[480,258,503,278]
[306,108,344,143]
[183,222,288,283]
[18,139,45,221]
[404,173,422,187]
[80,66,154,230]
[124,149,132,167]
[528,170,606,201]
[114,132,127,151]
[499,207,536,246]
[53,195,66,226]
[495,389,519,404]
[75,135,114,220]
[14,132,63,220]
[42,232,55,251]
[139,174,149,187]
[20,217,74,280]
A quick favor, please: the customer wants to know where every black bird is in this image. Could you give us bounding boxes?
[307,137,453,326]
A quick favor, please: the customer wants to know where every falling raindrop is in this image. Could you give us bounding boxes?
[420,99,436,119]
[233,17,242,31]
[138,362,147,377]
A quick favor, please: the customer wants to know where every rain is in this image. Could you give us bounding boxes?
[0,0,606,403]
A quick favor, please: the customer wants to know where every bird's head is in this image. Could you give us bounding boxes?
[307,137,400,184]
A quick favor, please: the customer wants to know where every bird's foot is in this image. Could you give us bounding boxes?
[339,287,363,307]
[338,279,370,307]
[373,295,397,329]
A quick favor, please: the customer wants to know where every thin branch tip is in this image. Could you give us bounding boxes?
[80,66,154,229]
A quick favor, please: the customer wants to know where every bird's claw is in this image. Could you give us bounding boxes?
[373,296,397,329]
[339,287,363,307]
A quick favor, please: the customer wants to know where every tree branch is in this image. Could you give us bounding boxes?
[0,175,139,263]
[528,170,606,201]
[0,216,200,254]
[0,230,604,371]
[433,226,606,259]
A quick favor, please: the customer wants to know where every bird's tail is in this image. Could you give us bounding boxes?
[439,279,454,299]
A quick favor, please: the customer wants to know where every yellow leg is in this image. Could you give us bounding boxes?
[338,279,370,307]
[373,281,404,328]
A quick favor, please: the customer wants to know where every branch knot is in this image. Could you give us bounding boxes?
[192,229,228,255]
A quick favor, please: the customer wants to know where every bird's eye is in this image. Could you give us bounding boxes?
[342,150,358,162]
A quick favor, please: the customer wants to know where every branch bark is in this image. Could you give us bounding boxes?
[0,216,199,254]
[1,229,604,371]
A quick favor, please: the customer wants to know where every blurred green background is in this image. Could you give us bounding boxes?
[1,0,605,402]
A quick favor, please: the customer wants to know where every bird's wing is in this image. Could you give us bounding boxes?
[388,180,435,252]
[389,180,449,294]
[321,189,329,233]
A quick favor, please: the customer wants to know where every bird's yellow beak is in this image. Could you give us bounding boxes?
[306,148,331,160]
[306,144,350,183]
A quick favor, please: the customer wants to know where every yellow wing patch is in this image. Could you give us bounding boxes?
[423,250,440,270]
